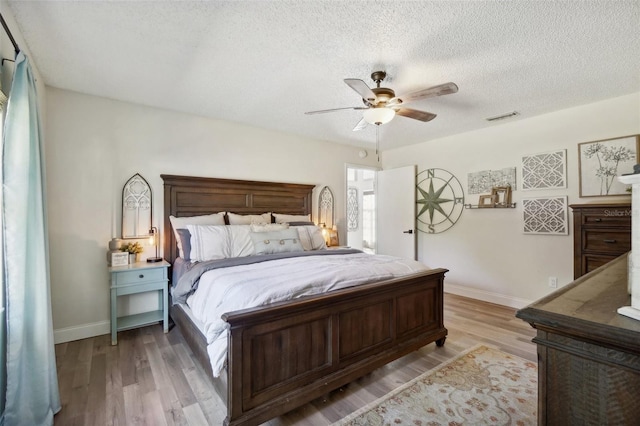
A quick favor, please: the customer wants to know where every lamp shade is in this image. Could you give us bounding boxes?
[363,107,395,125]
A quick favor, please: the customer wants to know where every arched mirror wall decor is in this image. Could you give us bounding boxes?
[121,173,152,239]
[317,186,334,228]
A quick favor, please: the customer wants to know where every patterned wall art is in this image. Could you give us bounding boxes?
[347,187,358,231]
[317,186,334,228]
[578,135,639,197]
[521,149,567,190]
[522,196,568,235]
[468,167,517,194]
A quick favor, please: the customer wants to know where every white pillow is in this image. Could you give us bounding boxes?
[186,224,230,261]
[227,212,271,225]
[273,213,311,224]
[250,223,289,233]
[169,213,226,257]
[186,224,256,261]
[227,225,255,258]
[295,225,327,251]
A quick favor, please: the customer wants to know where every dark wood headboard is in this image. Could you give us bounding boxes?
[161,175,315,264]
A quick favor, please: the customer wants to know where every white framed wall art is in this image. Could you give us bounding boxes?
[521,149,567,190]
[522,196,568,235]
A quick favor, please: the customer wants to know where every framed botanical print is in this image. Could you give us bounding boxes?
[578,135,639,197]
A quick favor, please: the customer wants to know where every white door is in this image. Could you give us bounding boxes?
[376,165,416,259]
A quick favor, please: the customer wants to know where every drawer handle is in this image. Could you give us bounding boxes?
[139,274,144,279]
[603,239,617,243]
[594,218,602,222]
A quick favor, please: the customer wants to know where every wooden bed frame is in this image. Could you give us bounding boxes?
[162,174,448,426]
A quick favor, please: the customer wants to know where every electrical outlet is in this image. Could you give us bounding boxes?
[548,276,558,288]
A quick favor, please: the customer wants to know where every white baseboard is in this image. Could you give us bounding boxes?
[54,320,110,344]
[445,283,533,310]
[53,285,530,344]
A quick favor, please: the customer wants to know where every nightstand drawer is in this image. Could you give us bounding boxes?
[114,267,165,285]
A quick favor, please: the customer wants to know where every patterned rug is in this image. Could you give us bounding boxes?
[332,344,537,426]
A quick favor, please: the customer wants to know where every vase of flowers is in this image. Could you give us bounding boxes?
[121,241,144,264]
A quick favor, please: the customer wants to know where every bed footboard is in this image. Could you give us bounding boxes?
[222,268,447,426]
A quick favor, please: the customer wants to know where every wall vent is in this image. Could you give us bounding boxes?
[485,111,519,122]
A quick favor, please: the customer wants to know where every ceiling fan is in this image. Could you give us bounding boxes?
[305,71,458,131]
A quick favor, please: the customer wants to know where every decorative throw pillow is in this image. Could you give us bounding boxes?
[227,212,272,225]
[273,213,311,224]
[250,228,304,255]
[295,225,327,251]
[170,213,226,257]
[286,221,316,226]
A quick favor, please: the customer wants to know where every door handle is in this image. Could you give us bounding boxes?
[403,229,413,234]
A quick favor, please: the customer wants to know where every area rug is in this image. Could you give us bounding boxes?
[332,344,537,426]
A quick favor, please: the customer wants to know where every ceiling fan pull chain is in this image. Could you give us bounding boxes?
[376,124,380,162]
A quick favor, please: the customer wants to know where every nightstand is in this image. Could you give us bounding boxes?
[109,260,170,345]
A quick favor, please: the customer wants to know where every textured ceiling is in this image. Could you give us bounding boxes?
[6,1,640,151]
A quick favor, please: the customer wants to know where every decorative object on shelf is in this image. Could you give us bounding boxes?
[110,251,129,267]
[122,173,152,238]
[146,227,162,263]
[478,194,497,208]
[317,186,334,228]
[522,196,568,235]
[467,167,516,194]
[522,149,567,190]
[328,226,339,247]
[416,168,464,234]
[347,187,358,231]
[106,237,123,266]
[617,172,640,320]
[579,135,639,197]
[121,241,144,263]
[491,185,512,207]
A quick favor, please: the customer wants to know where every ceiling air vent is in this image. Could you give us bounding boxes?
[485,111,519,122]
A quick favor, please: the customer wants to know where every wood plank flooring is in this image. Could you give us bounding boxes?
[53,294,536,425]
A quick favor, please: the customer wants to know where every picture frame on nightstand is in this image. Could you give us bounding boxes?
[110,251,129,267]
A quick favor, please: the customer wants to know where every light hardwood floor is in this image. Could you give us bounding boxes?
[53,294,537,425]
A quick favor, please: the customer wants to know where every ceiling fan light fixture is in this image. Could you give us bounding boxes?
[363,107,395,125]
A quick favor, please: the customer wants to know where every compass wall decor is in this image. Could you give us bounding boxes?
[416,168,465,234]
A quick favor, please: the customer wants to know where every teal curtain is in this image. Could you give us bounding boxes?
[1,52,60,425]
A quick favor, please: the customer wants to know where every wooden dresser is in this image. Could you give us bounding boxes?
[570,203,631,279]
[516,255,640,425]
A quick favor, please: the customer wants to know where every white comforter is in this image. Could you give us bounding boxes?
[186,252,429,377]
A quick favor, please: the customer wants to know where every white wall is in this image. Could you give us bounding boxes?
[45,87,377,343]
[383,93,640,308]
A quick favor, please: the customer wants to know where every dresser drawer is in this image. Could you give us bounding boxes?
[582,229,631,254]
[114,267,165,285]
[581,207,631,227]
[582,254,621,275]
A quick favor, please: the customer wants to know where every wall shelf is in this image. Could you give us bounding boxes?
[464,203,517,209]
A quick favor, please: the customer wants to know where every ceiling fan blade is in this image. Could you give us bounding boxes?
[395,108,437,122]
[352,118,368,131]
[305,106,368,115]
[389,82,458,106]
[344,78,378,104]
